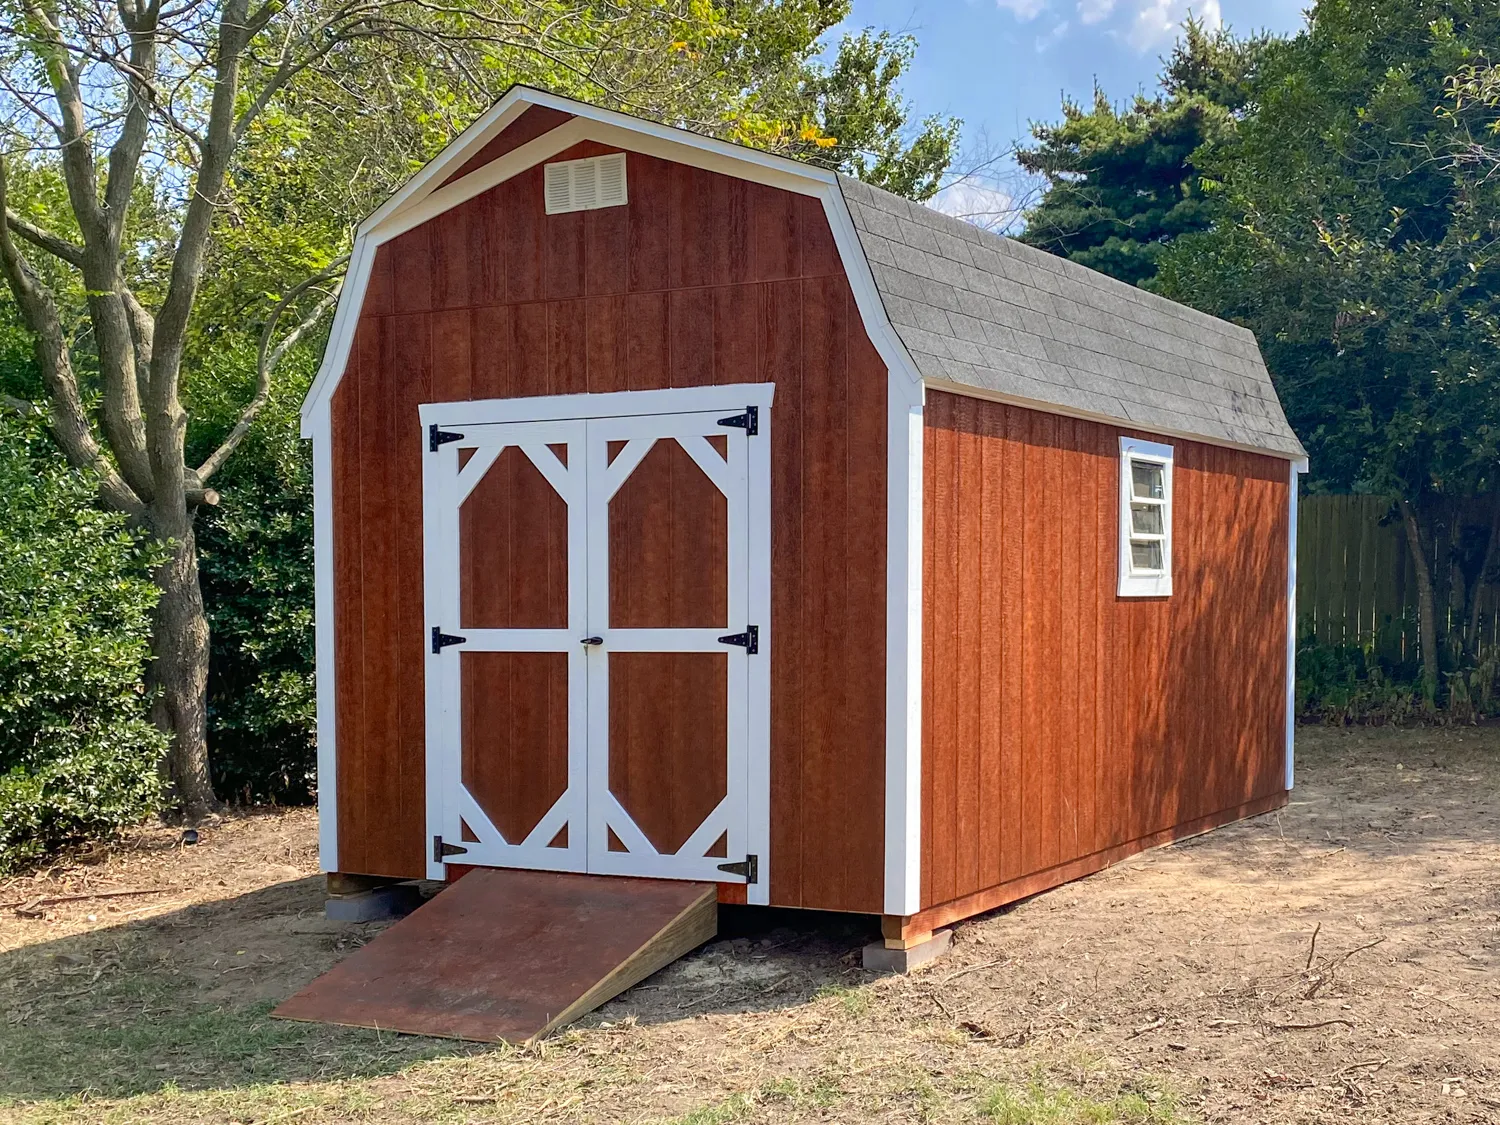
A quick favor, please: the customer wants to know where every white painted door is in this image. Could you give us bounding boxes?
[583,410,753,884]
[421,388,772,901]
[423,420,589,875]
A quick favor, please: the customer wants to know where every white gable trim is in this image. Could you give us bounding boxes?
[300,86,924,432]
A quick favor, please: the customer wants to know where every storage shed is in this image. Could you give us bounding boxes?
[300,86,1308,947]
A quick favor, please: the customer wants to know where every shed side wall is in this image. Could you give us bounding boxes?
[920,390,1289,912]
[330,141,888,912]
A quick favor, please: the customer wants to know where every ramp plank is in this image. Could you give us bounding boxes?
[273,868,716,1041]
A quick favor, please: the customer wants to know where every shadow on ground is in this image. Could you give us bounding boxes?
[0,876,875,1102]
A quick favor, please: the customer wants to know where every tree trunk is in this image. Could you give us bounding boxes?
[1400,499,1440,706]
[148,521,217,819]
[1466,491,1500,660]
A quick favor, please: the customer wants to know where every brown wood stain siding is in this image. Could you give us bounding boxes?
[331,140,888,912]
[920,391,1289,912]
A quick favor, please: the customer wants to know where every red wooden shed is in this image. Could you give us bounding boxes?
[300,87,1308,950]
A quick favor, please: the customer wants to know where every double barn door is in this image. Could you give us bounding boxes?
[421,387,771,903]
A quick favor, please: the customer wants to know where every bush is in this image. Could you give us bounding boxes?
[0,414,167,872]
[193,342,317,803]
[1296,636,1421,725]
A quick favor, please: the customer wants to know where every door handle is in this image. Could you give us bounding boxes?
[581,636,603,646]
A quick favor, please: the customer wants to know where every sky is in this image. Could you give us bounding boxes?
[828,0,1312,222]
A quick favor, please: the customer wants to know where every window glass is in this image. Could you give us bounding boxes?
[1132,462,1165,500]
[1131,541,1164,571]
[1131,504,1164,535]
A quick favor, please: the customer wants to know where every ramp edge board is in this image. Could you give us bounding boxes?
[535,881,717,1038]
[271,869,718,1042]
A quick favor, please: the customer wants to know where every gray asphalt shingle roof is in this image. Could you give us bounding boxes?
[837,175,1305,459]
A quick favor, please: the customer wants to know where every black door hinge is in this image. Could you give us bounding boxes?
[431,627,468,654]
[717,625,759,654]
[433,835,469,862]
[717,406,758,436]
[429,424,464,452]
[716,854,758,884]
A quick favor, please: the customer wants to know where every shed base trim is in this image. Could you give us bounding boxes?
[903,790,1289,935]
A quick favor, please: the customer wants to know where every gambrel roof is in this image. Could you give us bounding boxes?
[302,86,1303,460]
[838,177,1305,458]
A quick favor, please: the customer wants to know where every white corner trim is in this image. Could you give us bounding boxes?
[308,398,338,871]
[1117,436,1174,598]
[884,380,924,917]
[1286,457,1307,790]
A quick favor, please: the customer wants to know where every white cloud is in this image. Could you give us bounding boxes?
[994,0,1050,21]
[1037,19,1071,51]
[927,181,1022,234]
[1125,0,1221,51]
[1077,0,1115,25]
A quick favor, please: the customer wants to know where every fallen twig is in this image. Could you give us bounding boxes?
[940,958,1005,984]
[1127,1016,1165,1039]
[1305,922,1321,972]
[1266,1018,1355,1031]
[3,887,167,911]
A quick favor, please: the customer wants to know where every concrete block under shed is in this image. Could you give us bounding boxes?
[325,882,422,922]
[862,928,952,974]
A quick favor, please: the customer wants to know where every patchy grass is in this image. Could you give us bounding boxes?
[982,1077,1184,1124]
[811,979,873,1018]
[3,725,1499,1122]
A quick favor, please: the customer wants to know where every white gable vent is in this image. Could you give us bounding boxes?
[544,153,628,215]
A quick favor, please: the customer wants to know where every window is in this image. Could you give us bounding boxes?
[1118,437,1173,597]
[543,153,628,215]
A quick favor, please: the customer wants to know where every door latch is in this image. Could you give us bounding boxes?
[580,636,604,646]
[716,855,758,884]
[433,835,469,862]
[717,625,759,654]
[716,406,758,436]
[431,627,468,654]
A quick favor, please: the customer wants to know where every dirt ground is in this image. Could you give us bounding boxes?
[1,724,1497,1124]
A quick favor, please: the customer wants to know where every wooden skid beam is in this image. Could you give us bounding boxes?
[897,792,1287,935]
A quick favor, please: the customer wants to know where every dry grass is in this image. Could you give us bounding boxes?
[1,725,1497,1124]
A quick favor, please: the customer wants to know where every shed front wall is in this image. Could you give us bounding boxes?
[329,130,889,912]
[920,390,1290,913]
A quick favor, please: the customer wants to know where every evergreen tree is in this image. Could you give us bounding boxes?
[1016,20,1269,286]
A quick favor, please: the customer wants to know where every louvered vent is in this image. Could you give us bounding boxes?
[543,153,628,215]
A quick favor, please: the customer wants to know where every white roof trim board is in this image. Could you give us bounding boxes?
[301,86,1304,460]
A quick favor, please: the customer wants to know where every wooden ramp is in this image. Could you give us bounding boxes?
[273,868,716,1042]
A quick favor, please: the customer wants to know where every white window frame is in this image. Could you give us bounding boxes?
[1118,437,1174,598]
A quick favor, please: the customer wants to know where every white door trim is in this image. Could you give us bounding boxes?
[420,384,774,904]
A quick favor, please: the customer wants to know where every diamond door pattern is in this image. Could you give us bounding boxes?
[424,394,765,895]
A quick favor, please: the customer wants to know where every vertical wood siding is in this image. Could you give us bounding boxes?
[331,139,887,912]
[920,391,1290,912]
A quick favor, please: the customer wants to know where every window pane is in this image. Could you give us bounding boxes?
[1131,541,1164,571]
[1131,462,1165,500]
[1131,503,1164,535]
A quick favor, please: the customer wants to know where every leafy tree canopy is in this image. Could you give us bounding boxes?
[1017,19,1271,286]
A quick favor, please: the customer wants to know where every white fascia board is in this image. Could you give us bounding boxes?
[301,89,873,427]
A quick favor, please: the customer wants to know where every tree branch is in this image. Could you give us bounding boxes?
[3,209,85,267]
[197,255,347,484]
[0,156,145,521]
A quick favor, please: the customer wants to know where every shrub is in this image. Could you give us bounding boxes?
[0,414,167,871]
[193,342,317,803]
[1295,636,1421,725]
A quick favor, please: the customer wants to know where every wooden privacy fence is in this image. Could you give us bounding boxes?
[1297,494,1500,662]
